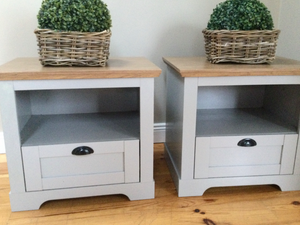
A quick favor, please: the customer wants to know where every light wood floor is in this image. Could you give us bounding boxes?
[1,143,300,225]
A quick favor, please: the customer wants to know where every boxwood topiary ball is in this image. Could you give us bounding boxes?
[207,0,274,30]
[37,0,112,32]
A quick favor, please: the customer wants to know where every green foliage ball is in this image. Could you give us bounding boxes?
[207,0,274,30]
[37,0,112,32]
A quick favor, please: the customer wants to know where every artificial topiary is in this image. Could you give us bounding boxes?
[207,0,274,30]
[37,0,112,32]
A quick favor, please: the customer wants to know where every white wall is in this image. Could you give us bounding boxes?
[261,0,281,28]
[0,1,41,64]
[276,0,300,60]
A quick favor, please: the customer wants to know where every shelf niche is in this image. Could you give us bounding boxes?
[196,85,300,137]
[16,88,140,146]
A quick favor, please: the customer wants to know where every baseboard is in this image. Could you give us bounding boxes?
[154,123,166,143]
[0,124,166,154]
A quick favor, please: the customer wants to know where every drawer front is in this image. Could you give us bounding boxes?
[22,140,139,191]
[195,134,298,179]
[209,135,284,167]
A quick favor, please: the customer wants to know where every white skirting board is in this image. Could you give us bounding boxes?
[0,124,166,154]
[154,123,166,143]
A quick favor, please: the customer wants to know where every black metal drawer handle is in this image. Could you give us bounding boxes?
[237,138,257,147]
[72,146,94,156]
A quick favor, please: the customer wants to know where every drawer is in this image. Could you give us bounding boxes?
[22,140,139,191]
[195,134,298,179]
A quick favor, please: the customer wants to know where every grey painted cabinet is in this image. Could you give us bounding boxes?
[164,57,300,197]
[0,57,161,211]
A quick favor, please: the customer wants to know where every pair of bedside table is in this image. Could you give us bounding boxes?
[1,56,300,211]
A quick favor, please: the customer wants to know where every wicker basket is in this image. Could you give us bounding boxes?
[202,29,280,64]
[34,29,111,66]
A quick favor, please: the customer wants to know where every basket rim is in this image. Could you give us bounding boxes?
[34,28,111,35]
[202,28,280,34]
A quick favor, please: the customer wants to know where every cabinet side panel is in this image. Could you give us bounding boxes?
[0,82,25,192]
[165,67,184,178]
[15,91,32,132]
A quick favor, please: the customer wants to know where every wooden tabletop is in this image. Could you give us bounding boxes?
[163,56,300,77]
[0,57,161,81]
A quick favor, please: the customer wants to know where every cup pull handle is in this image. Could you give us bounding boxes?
[237,138,257,147]
[72,146,94,155]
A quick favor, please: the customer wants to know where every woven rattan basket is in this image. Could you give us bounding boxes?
[35,29,111,66]
[202,29,280,64]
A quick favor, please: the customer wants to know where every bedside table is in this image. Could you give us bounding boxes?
[0,57,161,211]
[163,56,300,197]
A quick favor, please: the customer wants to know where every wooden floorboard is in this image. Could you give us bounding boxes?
[1,143,300,225]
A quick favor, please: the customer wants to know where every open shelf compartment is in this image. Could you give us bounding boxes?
[16,88,140,147]
[196,85,300,137]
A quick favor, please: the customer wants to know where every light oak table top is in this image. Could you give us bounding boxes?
[0,57,161,80]
[163,56,300,77]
